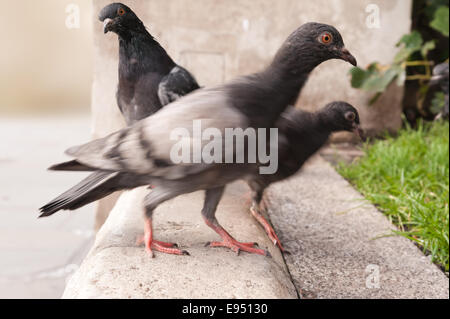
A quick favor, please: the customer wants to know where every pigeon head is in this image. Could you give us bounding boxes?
[99,3,145,35]
[272,22,357,74]
[430,62,449,89]
[322,102,365,140]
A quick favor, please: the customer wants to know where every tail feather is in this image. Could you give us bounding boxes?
[49,160,96,172]
[39,171,119,217]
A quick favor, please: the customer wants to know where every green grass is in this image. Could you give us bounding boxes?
[338,121,449,271]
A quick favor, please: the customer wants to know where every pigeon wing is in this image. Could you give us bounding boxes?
[66,88,247,180]
[158,66,200,106]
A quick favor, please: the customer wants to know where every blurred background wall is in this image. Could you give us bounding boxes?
[0,0,93,115]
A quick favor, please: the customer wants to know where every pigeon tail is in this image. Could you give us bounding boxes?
[39,171,119,217]
[49,160,96,172]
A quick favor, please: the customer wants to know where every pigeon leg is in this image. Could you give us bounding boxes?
[137,188,190,257]
[250,202,284,252]
[249,184,284,251]
[138,218,188,257]
[136,228,178,248]
[202,187,270,257]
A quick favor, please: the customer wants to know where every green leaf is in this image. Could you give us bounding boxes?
[361,66,401,92]
[394,31,424,63]
[396,31,423,50]
[349,67,367,88]
[421,40,436,58]
[349,64,405,96]
[430,6,449,37]
[424,0,449,20]
[349,63,378,89]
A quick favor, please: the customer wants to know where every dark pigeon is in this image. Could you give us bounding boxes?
[430,62,449,120]
[247,102,364,250]
[40,3,200,218]
[100,2,200,124]
[40,22,357,257]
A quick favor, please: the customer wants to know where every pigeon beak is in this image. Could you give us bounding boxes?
[103,18,113,34]
[339,48,357,67]
[352,124,366,141]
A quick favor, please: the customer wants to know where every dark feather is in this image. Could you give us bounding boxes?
[39,171,150,217]
[49,160,96,172]
[158,66,200,105]
[39,171,117,217]
[248,102,362,189]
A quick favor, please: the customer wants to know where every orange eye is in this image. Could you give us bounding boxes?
[118,8,126,16]
[321,33,332,44]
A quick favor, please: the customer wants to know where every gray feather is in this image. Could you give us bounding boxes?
[65,87,248,179]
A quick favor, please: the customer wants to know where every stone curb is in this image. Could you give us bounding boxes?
[267,156,449,299]
[63,156,449,299]
[63,183,298,299]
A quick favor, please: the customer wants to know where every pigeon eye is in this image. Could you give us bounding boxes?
[320,33,333,44]
[345,112,356,121]
[118,8,126,16]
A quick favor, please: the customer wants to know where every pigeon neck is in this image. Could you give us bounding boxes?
[227,64,313,128]
[270,41,325,78]
[293,110,333,135]
[118,32,175,77]
[281,110,332,165]
[261,65,312,122]
[317,109,340,132]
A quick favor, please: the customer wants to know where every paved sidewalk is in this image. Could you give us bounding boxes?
[0,115,95,298]
[267,156,449,299]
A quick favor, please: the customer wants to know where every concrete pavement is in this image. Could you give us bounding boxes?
[0,115,95,298]
[267,156,449,299]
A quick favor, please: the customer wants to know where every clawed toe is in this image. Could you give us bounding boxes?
[139,219,189,257]
[207,240,269,256]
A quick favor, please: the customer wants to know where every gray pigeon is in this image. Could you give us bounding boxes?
[41,23,357,257]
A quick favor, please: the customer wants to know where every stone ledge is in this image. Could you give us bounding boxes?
[267,156,449,299]
[63,183,298,299]
[63,156,449,299]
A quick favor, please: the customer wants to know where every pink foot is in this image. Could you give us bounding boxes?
[203,217,270,257]
[138,219,190,257]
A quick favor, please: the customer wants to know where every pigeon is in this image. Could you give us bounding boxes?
[247,102,364,251]
[40,3,200,218]
[430,62,449,120]
[40,22,357,257]
[100,2,200,125]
